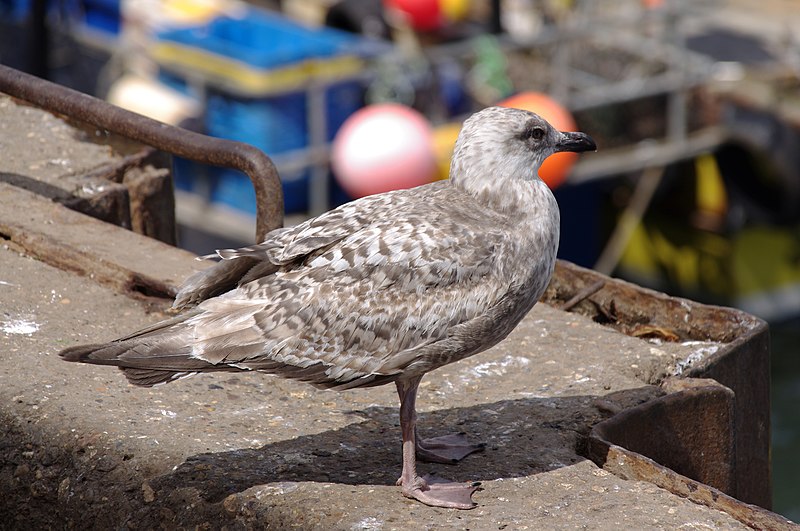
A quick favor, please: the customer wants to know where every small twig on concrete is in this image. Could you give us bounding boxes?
[560,279,605,312]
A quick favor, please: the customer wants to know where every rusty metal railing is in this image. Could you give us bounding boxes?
[0,64,284,242]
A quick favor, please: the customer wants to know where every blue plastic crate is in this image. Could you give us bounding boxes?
[156,9,361,71]
[156,8,384,214]
[210,168,259,216]
[204,81,362,213]
[174,156,352,214]
[210,167,311,216]
[206,91,308,154]
[172,156,199,194]
[205,79,363,151]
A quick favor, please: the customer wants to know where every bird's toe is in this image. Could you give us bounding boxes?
[400,474,481,509]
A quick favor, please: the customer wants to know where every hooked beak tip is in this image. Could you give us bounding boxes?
[556,131,597,153]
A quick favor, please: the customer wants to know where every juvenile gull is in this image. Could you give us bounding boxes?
[59,106,596,509]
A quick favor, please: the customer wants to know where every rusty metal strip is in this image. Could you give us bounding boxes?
[586,377,793,530]
[590,379,736,495]
[588,441,795,530]
[0,64,283,242]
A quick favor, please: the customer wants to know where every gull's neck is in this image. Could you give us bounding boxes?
[449,147,561,281]
[450,153,552,215]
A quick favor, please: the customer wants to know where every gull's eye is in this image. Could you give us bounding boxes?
[524,127,545,141]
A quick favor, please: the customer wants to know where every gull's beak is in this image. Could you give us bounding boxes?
[555,131,597,153]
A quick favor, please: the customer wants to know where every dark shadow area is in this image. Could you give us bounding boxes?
[149,388,659,503]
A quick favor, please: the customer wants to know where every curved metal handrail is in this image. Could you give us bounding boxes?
[0,64,284,242]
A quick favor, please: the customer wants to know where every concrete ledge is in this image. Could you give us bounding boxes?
[0,220,789,528]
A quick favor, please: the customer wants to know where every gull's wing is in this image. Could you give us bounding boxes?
[173,182,452,309]
[188,189,514,388]
[66,184,519,389]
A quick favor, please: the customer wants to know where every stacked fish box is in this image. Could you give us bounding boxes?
[153,7,383,214]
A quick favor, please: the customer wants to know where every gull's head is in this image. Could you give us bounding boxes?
[450,106,596,192]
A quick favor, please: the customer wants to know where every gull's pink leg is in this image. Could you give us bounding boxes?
[395,376,480,509]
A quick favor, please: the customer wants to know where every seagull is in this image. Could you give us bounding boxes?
[59,106,596,509]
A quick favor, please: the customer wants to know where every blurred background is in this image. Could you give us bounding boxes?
[0,0,797,520]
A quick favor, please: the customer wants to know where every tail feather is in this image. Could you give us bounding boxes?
[58,307,245,387]
[118,367,198,387]
[60,343,190,387]
[60,340,225,387]
[117,310,199,341]
[59,340,209,370]
[60,343,130,364]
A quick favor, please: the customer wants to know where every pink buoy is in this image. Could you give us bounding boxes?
[332,104,437,198]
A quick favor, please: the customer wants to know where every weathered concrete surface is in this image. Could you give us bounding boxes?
[0,94,176,244]
[0,181,200,299]
[1,242,759,530]
[0,96,117,182]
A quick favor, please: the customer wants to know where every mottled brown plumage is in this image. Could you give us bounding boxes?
[60,106,596,509]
